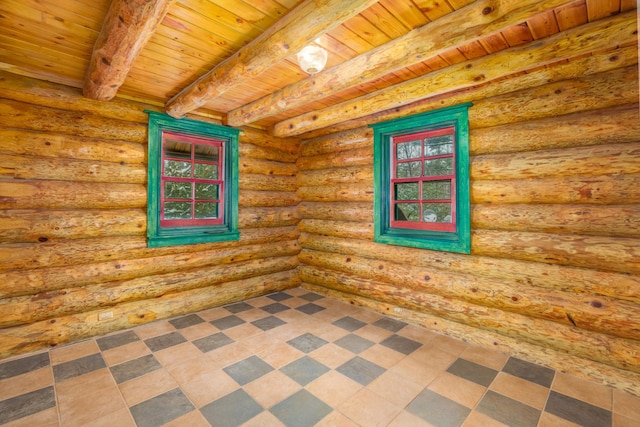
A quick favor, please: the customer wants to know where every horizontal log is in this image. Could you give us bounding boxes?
[302,282,640,397]
[297,185,373,203]
[239,190,300,207]
[299,127,372,157]
[471,174,640,205]
[0,129,147,163]
[0,180,147,210]
[0,240,300,299]
[471,142,640,181]
[298,219,373,240]
[298,251,640,340]
[0,226,299,272]
[472,204,640,238]
[0,255,299,328]
[296,147,373,171]
[0,269,300,359]
[239,142,297,163]
[298,202,373,222]
[0,99,147,143]
[239,157,297,176]
[473,229,640,275]
[239,128,299,155]
[298,233,640,304]
[240,174,297,192]
[238,206,300,228]
[0,209,146,243]
[0,70,150,123]
[0,154,147,184]
[297,166,373,187]
[470,103,640,155]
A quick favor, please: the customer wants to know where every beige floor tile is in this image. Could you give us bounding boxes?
[118,368,179,407]
[310,343,362,369]
[101,341,150,366]
[389,355,441,386]
[538,411,581,427]
[153,341,203,369]
[223,323,263,341]
[366,370,425,408]
[165,352,219,384]
[54,368,115,395]
[234,307,271,322]
[178,322,219,341]
[613,388,640,421]
[490,371,550,410]
[203,340,256,370]
[359,344,407,369]
[180,368,240,408]
[133,320,175,339]
[196,306,229,322]
[315,410,360,427]
[427,372,486,408]
[428,333,469,356]
[306,370,362,408]
[85,407,136,427]
[313,323,351,342]
[162,409,210,427]
[244,370,302,409]
[257,342,304,369]
[388,410,434,427]
[339,388,403,427]
[50,340,99,365]
[613,412,640,427]
[460,345,509,371]
[240,410,286,427]
[397,324,438,344]
[57,377,127,427]
[463,410,508,427]
[410,346,459,371]
[0,367,53,400]
[356,324,395,343]
[552,372,612,410]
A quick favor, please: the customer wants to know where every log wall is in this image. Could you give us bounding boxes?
[296,48,640,396]
[0,72,301,358]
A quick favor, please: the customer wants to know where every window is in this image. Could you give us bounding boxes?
[146,111,240,247]
[371,103,471,253]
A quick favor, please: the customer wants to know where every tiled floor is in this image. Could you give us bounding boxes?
[1,287,639,427]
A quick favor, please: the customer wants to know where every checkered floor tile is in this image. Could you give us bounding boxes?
[1,287,638,426]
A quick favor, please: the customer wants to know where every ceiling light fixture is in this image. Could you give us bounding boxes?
[296,43,328,74]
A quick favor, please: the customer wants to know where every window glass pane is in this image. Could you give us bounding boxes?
[424,158,453,176]
[395,203,419,221]
[424,135,453,156]
[422,203,452,223]
[164,202,191,220]
[194,163,218,179]
[423,180,451,200]
[396,140,422,160]
[163,139,191,159]
[195,202,218,219]
[396,161,421,178]
[164,181,192,199]
[194,144,219,162]
[195,183,219,200]
[164,160,192,178]
[394,182,419,200]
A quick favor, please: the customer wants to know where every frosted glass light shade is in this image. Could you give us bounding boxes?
[296,45,328,74]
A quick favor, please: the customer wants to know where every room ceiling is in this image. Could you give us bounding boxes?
[0,0,634,138]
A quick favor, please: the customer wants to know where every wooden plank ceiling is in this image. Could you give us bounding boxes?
[0,0,634,137]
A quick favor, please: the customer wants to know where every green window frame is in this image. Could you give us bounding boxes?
[371,103,471,254]
[146,111,240,247]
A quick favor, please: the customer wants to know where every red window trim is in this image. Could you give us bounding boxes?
[390,126,456,232]
[160,131,225,227]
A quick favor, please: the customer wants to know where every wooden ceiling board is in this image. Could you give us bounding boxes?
[554,1,589,30]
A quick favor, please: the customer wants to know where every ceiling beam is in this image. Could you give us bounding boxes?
[164,0,378,119]
[272,10,637,137]
[227,0,574,127]
[83,0,175,101]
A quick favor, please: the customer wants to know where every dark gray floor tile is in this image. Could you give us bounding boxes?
[299,292,324,302]
[477,390,540,427]
[168,314,204,329]
[193,332,234,353]
[280,356,330,386]
[380,334,422,355]
[334,334,374,354]
[201,389,263,427]
[336,356,385,386]
[545,391,611,427]
[223,355,274,386]
[0,352,49,380]
[267,291,293,301]
[261,302,290,314]
[252,315,286,331]
[0,386,56,424]
[224,302,254,314]
[287,333,328,353]
[130,388,195,427]
[110,354,161,384]
[144,331,187,352]
[53,353,106,382]
[372,317,407,332]
[502,357,554,388]
[447,358,498,387]
[332,316,367,332]
[97,330,140,351]
[407,389,471,427]
[296,303,325,315]
[210,315,246,330]
[270,389,332,427]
